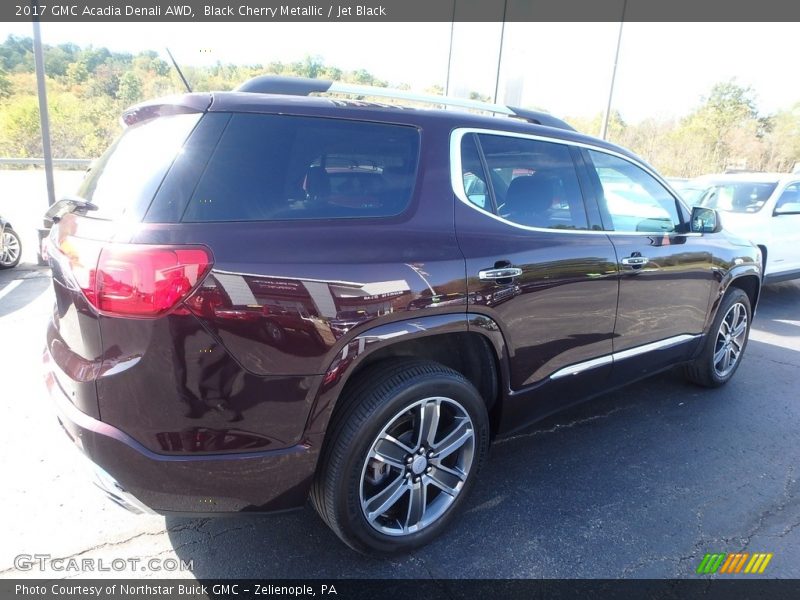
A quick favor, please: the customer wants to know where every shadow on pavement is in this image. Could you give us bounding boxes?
[0,266,51,318]
[154,281,798,577]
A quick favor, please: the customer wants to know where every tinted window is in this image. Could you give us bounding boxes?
[182,114,419,222]
[587,150,681,233]
[698,182,778,213]
[77,113,201,221]
[475,134,588,230]
[460,134,490,210]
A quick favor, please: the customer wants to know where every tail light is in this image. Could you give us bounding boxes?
[54,236,212,318]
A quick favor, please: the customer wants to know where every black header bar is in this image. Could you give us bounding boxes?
[4,0,800,22]
[4,579,800,600]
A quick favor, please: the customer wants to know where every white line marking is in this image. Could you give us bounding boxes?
[0,279,23,302]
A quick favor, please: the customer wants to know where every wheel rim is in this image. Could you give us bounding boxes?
[713,301,748,377]
[1,232,20,266]
[359,396,475,537]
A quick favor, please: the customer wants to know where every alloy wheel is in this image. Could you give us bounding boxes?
[0,231,20,267]
[359,396,475,536]
[713,301,748,378]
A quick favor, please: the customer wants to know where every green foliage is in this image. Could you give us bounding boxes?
[0,34,797,175]
[117,72,143,105]
[0,68,11,98]
[568,80,799,176]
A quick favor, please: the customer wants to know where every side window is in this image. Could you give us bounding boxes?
[460,134,490,210]
[774,183,800,214]
[181,114,419,222]
[475,134,589,230]
[586,150,681,233]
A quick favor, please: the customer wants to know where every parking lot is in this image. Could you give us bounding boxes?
[1,247,798,579]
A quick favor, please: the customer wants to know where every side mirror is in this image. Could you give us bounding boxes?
[690,206,722,234]
[773,202,800,216]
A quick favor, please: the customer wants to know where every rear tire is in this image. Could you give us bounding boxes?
[685,287,751,388]
[311,359,490,555]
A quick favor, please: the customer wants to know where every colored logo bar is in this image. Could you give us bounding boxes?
[696,552,773,574]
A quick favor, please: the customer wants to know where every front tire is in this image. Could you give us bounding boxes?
[685,287,751,388]
[311,359,490,555]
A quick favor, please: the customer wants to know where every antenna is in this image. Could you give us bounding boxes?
[165,47,192,93]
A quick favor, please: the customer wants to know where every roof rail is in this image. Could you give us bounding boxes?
[235,75,575,132]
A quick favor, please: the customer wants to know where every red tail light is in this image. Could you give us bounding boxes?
[56,237,212,318]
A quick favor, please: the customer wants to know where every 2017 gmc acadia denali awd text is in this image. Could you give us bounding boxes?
[44,76,761,554]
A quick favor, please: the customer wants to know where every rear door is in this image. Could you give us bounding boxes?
[579,148,717,377]
[453,130,619,424]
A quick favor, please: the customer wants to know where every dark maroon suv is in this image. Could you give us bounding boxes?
[44,76,761,554]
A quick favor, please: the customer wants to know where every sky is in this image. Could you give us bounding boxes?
[0,21,797,125]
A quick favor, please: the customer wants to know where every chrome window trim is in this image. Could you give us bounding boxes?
[450,127,694,237]
[549,334,700,380]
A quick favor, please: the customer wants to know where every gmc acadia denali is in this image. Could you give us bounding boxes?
[44,76,761,554]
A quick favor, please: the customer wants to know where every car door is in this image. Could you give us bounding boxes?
[453,131,619,427]
[768,182,800,276]
[579,148,717,379]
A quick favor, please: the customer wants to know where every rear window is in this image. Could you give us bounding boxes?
[76,113,202,221]
[181,114,420,222]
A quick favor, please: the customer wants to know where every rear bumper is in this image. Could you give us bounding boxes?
[45,365,319,515]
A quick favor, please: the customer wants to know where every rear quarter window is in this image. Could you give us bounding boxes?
[181,114,420,222]
[76,113,202,221]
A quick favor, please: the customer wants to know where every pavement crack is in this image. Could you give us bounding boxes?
[740,465,796,550]
[0,529,170,575]
[495,406,629,446]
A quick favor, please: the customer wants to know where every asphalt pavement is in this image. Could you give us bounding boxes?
[1,262,797,579]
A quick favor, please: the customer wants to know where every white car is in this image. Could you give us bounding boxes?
[691,173,800,283]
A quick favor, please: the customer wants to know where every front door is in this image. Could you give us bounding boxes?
[768,182,800,276]
[580,148,717,376]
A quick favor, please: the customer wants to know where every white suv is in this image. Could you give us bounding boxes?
[692,172,800,283]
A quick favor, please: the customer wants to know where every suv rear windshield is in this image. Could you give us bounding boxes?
[76,113,202,221]
[181,114,420,222]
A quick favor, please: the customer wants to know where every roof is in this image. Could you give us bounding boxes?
[124,87,650,170]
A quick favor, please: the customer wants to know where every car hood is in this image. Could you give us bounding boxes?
[719,211,762,241]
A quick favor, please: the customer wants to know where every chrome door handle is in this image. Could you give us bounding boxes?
[620,256,649,266]
[479,267,523,280]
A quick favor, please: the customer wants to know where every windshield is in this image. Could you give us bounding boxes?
[670,182,706,206]
[697,182,778,213]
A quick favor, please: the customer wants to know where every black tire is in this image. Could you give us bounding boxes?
[264,321,285,346]
[685,287,751,388]
[0,227,22,269]
[311,359,490,555]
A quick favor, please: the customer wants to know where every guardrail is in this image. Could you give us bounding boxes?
[0,158,92,169]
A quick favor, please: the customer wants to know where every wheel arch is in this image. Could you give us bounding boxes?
[304,313,510,442]
[705,264,761,334]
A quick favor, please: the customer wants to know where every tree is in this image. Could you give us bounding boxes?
[117,71,143,106]
[66,60,89,85]
[0,35,34,72]
[679,80,762,172]
[765,102,800,172]
[0,68,12,98]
